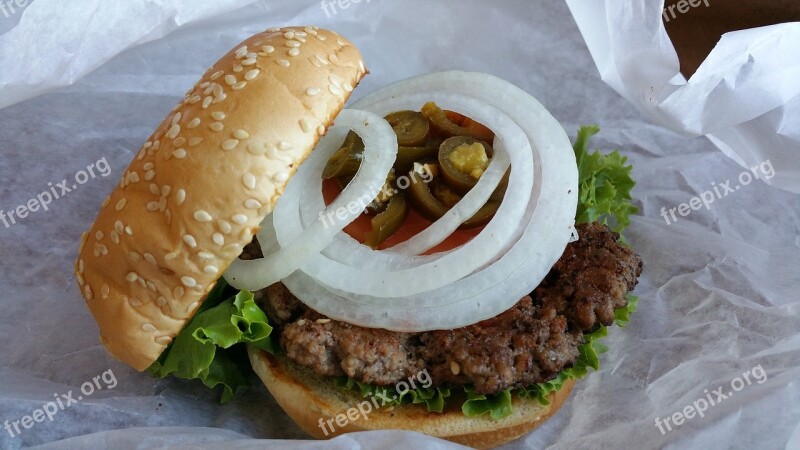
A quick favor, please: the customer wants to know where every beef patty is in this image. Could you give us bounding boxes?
[249,222,642,395]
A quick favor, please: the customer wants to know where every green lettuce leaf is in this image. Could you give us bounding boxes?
[573,125,638,232]
[149,281,277,402]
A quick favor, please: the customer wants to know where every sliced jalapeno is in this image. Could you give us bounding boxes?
[365,194,409,248]
[322,131,364,179]
[421,102,495,141]
[385,110,430,146]
[438,136,493,194]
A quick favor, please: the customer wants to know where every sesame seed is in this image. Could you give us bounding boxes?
[165,251,178,260]
[232,81,246,90]
[173,137,186,146]
[343,82,353,92]
[244,199,262,209]
[185,301,199,312]
[115,221,124,233]
[297,319,307,326]
[218,220,232,234]
[172,112,182,125]
[316,318,331,324]
[174,286,185,299]
[222,139,239,151]
[164,209,172,225]
[244,69,260,81]
[300,118,313,133]
[210,122,224,132]
[262,45,275,54]
[317,34,327,41]
[224,75,236,86]
[211,111,226,120]
[142,323,157,332]
[204,265,219,274]
[246,52,257,59]
[144,253,157,265]
[128,251,141,261]
[147,202,159,211]
[202,96,213,109]
[194,210,213,222]
[317,125,326,135]
[450,361,461,375]
[242,58,257,66]
[101,284,110,299]
[181,276,197,288]
[126,272,138,282]
[187,95,201,104]
[223,243,241,253]
[243,173,256,190]
[144,170,156,181]
[110,231,120,244]
[210,71,224,80]
[156,297,167,306]
[277,59,290,67]
[142,164,152,171]
[234,129,250,140]
[337,38,346,46]
[125,226,133,236]
[95,231,104,240]
[278,141,294,151]
[198,251,215,259]
[155,336,173,345]
[288,48,300,57]
[286,40,301,48]
[129,297,143,307]
[127,171,140,184]
[306,87,321,96]
[78,259,84,273]
[189,137,204,147]
[177,189,186,205]
[115,199,127,211]
[199,81,210,89]
[232,214,247,225]
[84,285,93,300]
[173,149,187,159]
[183,234,197,248]
[273,172,290,183]
[329,74,342,87]
[212,93,227,104]
[213,84,223,97]
[212,233,224,245]
[102,196,110,207]
[187,117,201,129]
[235,46,248,58]
[329,84,342,95]
[203,85,214,95]
[167,124,180,139]
[284,31,295,39]
[76,272,85,286]
[161,185,172,196]
[329,53,339,64]
[314,54,328,65]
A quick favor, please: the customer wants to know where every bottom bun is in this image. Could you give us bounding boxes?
[248,345,574,449]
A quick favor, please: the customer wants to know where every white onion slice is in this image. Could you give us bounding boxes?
[223,110,397,291]
[280,72,578,330]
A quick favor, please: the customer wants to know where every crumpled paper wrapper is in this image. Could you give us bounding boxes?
[566,0,800,194]
[1,0,798,449]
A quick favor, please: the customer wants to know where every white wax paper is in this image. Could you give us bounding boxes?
[1,0,798,449]
[566,0,800,194]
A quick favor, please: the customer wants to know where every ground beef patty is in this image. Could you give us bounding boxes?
[253,222,642,395]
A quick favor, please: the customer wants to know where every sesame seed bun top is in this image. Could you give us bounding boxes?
[74,26,367,371]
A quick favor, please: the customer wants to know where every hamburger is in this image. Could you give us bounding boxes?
[74,26,642,448]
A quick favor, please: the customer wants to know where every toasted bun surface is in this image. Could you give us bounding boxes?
[74,26,366,371]
[248,346,574,449]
